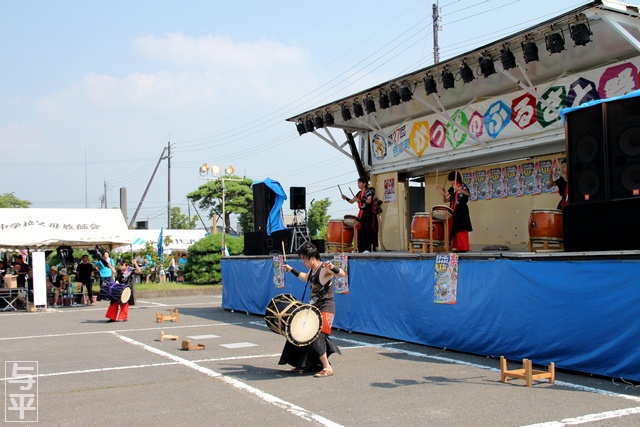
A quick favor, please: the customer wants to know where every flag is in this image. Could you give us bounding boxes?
[157,227,164,262]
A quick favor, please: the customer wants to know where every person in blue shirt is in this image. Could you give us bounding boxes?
[95,250,115,300]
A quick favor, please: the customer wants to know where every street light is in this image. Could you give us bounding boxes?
[199,163,241,256]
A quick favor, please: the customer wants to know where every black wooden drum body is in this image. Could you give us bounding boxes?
[265,294,322,347]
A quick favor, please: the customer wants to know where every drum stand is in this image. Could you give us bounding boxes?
[289,209,310,253]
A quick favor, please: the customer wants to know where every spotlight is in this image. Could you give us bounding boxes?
[479,55,496,78]
[460,62,475,83]
[570,22,592,46]
[353,101,364,118]
[522,39,539,63]
[442,70,455,89]
[500,47,516,70]
[379,92,390,109]
[304,118,314,132]
[323,111,334,126]
[341,105,352,121]
[314,115,324,129]
[296,122,306,136]
[364,97,376,114]
[389,88,400,106]
[545,30,565,54]
[424,74,437,95]
[400,85,413,102]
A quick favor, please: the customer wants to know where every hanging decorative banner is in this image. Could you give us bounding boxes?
[273,255,285,288]
[333,254,349,294]
[434,253,458,304]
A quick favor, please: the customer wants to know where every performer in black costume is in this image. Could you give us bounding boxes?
[281,243,345,377]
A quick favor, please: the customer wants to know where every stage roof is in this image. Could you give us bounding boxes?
[287,0,640,176]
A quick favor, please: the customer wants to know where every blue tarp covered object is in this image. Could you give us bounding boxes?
[252,177,287,235]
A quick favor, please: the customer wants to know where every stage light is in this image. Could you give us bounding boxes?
[570,22,592,46]
[323,111,334,126]
[479,55,496,78]
[442,70,455,89]
[379,92,390,109]
[296,122,306,135]
[225,166,235,175]
[364,97,376,114]
[304,118,314,132]
[500,47,516,70]
[353,101,364,118]
[522,39,539,63]
[400,85,413,102]
[210,164,221,175]
[545,30,565,54]
[199,163,209,175]
[341,105,352,121]
[460,61,475,84]
[314,114,324,129]
[424,74,437,95]
[389,88,401,106]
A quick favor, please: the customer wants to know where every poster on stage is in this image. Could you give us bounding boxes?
[540,160,554,193]
[333,254,349,294]
[383,178,396,203]
[506,165,523,197]
[490,167,507,199]
[434,253,458,304]
[463,172,477,202]
[273,255,285,288]
[475,170,489,200]
[522,162,539,195]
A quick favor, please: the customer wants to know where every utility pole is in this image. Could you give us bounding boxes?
[103,180,108,208]
[167,139,172,229]
[129,147,167,228]
[433,2,441,64]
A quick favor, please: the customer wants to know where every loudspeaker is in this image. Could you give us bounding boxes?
[565,103,608,204]
[252,183,276,231]
[564,198,640,251]
[135,220,149,230]
[290,187,306,210]
[605,96,640,200]
[243,229,293,255]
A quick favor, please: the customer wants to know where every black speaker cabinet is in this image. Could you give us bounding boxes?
[564,198,640,252]
[243,229,293,255]
[252,183,276,231]
[290,187,306,210]
[605,96,640,200]
[565,103,608,204]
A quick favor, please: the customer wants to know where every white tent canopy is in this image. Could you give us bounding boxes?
[122,229,207,253]
[0,208,131,250]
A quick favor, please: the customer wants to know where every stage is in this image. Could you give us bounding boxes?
[221,250,640,382]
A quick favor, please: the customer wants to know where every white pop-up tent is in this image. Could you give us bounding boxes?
[119,229,207,254]
[0,208,131,250]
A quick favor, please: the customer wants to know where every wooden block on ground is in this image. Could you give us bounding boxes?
[500,356,555,387]
[181,339,205,351]
[160,331,178,342]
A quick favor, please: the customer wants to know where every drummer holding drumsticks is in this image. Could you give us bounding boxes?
[342,177,378,252]
[435,171,473,253]
[281,243,345,377]
[105,259,141,323]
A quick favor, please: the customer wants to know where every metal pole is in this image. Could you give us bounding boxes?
[167,139,172,229]
[433,2,440,64]
[221,179,226,256]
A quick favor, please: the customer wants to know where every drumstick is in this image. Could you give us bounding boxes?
[436,169,438,184]
[349,188,355,197]
[281,241,286,263]
[338,184,344,197]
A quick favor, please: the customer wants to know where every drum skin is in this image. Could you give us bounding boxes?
[432,205,453,220]
[528,209,563,241]
[411,212,444,241]
[327,219,354,244]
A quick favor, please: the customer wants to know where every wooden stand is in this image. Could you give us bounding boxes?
[181,339,205,351]
[156,308,179,323]
[160,331,179,342]
[528,239,564,251]
[409,240,444,253]
[500,356,555,387]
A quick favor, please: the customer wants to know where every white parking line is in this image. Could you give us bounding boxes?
[113,332,344,427]
[521,406,640,426]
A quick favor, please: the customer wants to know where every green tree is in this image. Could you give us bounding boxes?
[0,192,30,208]
[170,206,197,230]
[307,198,331,238]
[184,233,243,283]
[187,176,254,235]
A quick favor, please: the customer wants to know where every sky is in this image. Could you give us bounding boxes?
[2,0,639,231]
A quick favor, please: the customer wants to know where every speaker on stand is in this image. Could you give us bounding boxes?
[253,182,276,231]
[288,187,310,253]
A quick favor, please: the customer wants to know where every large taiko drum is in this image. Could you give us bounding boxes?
[265,294,322,347]
[343,214,359,228]
[411,212,445,242]
[432,205,453,220]
[99,280,132,304]
[528,209,563,242]
[327,219,354,244]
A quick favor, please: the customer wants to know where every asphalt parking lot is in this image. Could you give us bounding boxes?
[1,294,639,427]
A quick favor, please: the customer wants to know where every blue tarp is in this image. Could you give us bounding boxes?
[222,256,640,381]
[251,177,287,236]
